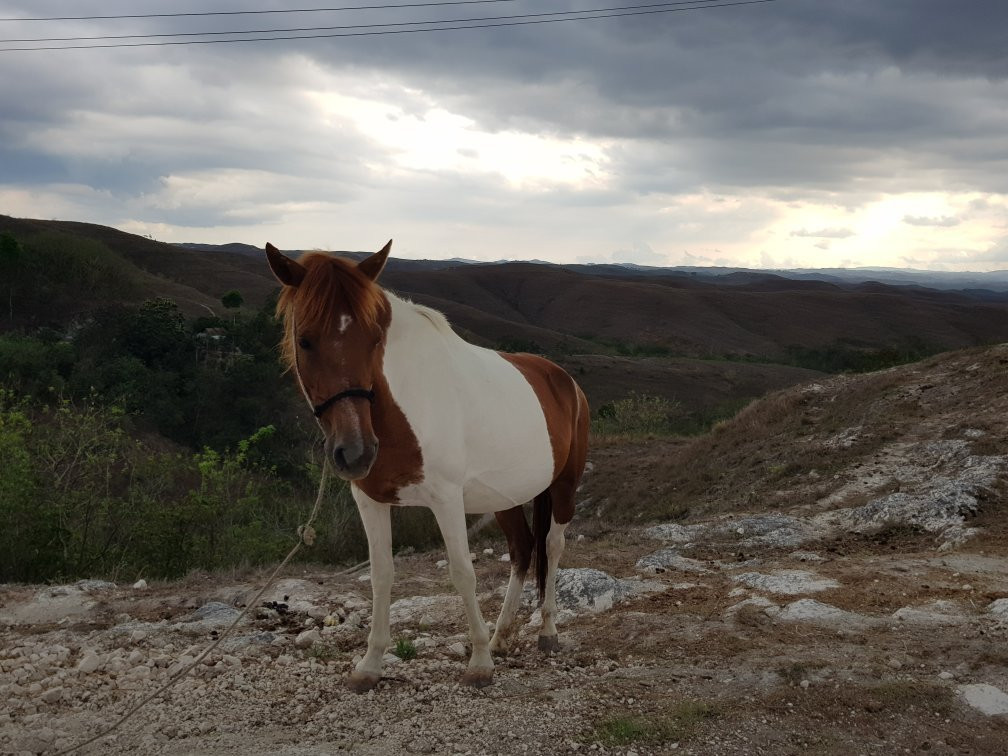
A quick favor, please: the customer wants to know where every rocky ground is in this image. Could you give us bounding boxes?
[2,511,1007,755]
[3,346,1008,755]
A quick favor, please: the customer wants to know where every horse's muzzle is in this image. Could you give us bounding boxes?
[325,436,379,481]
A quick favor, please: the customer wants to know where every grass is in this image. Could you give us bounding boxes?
[306,642,342,662]
[393,637,417,661]
[590,700,717,747]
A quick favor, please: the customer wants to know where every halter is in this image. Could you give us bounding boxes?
[312,388,376,418]
[290,313,377,419]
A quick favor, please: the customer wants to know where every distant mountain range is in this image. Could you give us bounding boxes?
[176,242,1008,298]
[5,214,1008,362]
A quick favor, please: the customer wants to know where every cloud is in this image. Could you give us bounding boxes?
[903,215,960,227]
[1,0,1008,269]
[578,241,668,267]
[790,227,856,239]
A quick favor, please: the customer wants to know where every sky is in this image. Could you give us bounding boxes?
[1,0,1007,271]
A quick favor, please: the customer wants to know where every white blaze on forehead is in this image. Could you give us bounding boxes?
[339,314,353,334]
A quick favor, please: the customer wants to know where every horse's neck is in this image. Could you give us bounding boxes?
[384,292,457,355]
[381,292,466,425]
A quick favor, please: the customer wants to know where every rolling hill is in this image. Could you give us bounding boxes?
[4,215,1008,419]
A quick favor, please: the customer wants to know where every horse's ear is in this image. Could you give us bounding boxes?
[265,243,306,287]
[357,239,392,281]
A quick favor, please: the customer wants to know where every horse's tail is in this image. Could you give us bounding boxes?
[532,489,552,604]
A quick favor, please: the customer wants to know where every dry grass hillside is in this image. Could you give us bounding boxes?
[382,263,1008,359]
[5,215,1008,365]
[585,343,1008,527]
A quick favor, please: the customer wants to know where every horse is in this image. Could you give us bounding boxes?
[265,240,589,692]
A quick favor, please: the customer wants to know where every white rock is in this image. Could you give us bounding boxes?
[294,629,321,650]
[132,579,148,590]
[499,554,511,563]
[987,598,1008,618]
[77,651,102,674]
[958,683,1008,716]
[891,600,964,626]
[447,642,467,657]
[190,602,241,627]
[732,570,839,595]
[482,548,494,556]
[41,686,63,704]
[390,595,462,626]
[436,560,448,569]
[357,573,371,583]
[635,548,709,575]
[777,599,874,630]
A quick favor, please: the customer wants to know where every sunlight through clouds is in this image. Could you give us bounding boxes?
[304,84,609,190]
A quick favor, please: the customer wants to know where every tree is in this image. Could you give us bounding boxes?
[0,232,23,322]
[221,290,244,310]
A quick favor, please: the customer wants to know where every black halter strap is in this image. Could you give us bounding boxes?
[312,388,376,418]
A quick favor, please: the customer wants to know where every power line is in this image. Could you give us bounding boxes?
[1,1,725,43]
[0,0,779,52]
[1,0,520,22]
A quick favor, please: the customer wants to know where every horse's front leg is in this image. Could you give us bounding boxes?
[432,499,494,687]
[348,491,393,693]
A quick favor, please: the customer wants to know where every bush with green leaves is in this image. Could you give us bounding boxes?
[0,393,364,582]
[592,392,683,437]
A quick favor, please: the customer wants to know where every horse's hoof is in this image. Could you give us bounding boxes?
[461,666,494,688]
[538,634,560,654]
[346,671,381,693]
[489,639,510,657]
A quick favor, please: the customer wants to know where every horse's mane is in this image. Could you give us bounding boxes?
[275,252,389,370]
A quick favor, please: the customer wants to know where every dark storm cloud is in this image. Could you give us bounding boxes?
[1,0,1006,253]
[213,0,1008,194]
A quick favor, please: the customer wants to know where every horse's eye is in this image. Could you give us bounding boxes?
[297,337,312,351]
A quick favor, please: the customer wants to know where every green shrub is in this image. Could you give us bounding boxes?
[0,334,75,396]
[0,394,364,582]
[592,392,683,437]
[394,637,418,661]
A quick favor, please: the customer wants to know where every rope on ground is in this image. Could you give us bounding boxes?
[57,461,335,755]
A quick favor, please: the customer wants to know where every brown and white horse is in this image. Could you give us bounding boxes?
[266,240,589,692]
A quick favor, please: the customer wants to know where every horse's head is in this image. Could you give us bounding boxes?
[267,241,392,481]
